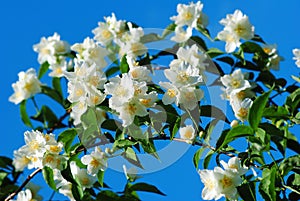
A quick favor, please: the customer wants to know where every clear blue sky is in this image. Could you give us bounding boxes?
[0,0,299,200]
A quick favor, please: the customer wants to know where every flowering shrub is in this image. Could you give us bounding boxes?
[1,1,300,201]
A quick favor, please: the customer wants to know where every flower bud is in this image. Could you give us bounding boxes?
[230,120,239,128]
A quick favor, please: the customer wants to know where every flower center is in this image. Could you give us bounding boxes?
[231,79,241,88]
[221,176,233,188]
[238,108,248,118]
[90,158,100,168]
[167,89,177,98]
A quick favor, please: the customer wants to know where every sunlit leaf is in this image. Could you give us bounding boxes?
[20,100,33,128]
[259,166,276,201]
[42,166,57,191]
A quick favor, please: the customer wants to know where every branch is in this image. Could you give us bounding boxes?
[47,109,71,133]
[5,168,42,201]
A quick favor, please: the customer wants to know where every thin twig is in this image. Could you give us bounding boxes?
[5,168,42,201]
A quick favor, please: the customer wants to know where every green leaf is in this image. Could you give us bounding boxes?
[216,125,254,151]
[97,170,104,187]
[237,182,256,201]
[193,147,205,169]
[120,55,129,73]
[259,166,276,201]
[206,48,224,58]
[216,56,235,66]
[140,33,161,43]
[0,172,8,186]
[240,41,267,56]
[171,117,181,140]
[42,166,57,191]
[105,66,120,78]
[128,182,166,196]
[20,100,33,128]
[31,105,59,128]
[38,62,49,79]
[161,23,176,39]
[188,36,208,51]
[0,156,13,169]
[200,105,230,123]
[279,155,300,176]
[72,183,84,201]
[263,106,290,119]
[203,150,214,169]
[122,147,143,169]
[52,77,63,97]
[114,139,137,149]
[249,89,272,131]
[57,128,77,154]
[96,190,120,201]
[101,119,121,131]
[41,86,63,105]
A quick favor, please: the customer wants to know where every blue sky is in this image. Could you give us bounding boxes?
[0,0,300,200]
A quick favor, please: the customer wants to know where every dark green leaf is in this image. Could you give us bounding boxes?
[57,128,77,154]
[200,105,230,123]
[259,166,276,201]
[128,182,166,196]
[249,89,272,130]
[216,56,235,66]
[31,105,59,128]
[105,66,120,78]
[42,166,57,191]
[0,172,8,186]
[235,61,259,71]
[193,147,205,169]
[263,106,290,119]
[114,139,137,149]
[101,119,121,131]
[171,117,181,140]
[237,182,256,201]
[52,77,63,97]
[72,183,84,201]
[216,125,254,151]
[41,86,63,105]
[20,100,33,128]
[96,190,120,201]
[256,71,276,87]
[279,155,300,176]
[188,36,208,51]
[240,41,267,55]
[0,156,13,169]
[203,150,214,169]
[206,48,224,58]
[38,62,49,79]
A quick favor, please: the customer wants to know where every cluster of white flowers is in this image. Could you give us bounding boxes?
[64,60,107,125]
[33,32,70,77]
[220,69,253,122]
[217,10,254,53]
[293,48,300,67]
[12,130,65,171]
[104,73,157,127]
[9,68,42,104]
[160,44,206,110]
[170,1,208,43]
[93,13,147,59]
[198,157,248,200]
[262,44,284,70]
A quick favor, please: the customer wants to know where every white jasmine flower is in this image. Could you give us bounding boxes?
[217,30,241,53]
[231,97,253,122]
[49,60,67,78]
[23,130,46,156]
[214,167,242,200]
[179,125,196,140]
[123,165,141,182]
[218,10,254,52]
[43,153,66,170]
[12,149,30,172]
[198,169,222,200]
[129,66,152,82]
[160,82,180,106]
[53,169,75,201]
[11,189,34,201]
[70,98,88,126]
[170,1,204,28]
[33,32,70,65]
[45,142,63,154]
[118,41,147,59]
[70,161,97,189]
[220,69,251,96]
[81,147,107,176]
[9,68,42,104]
[104,74,135,108]
[293,48,300,67]
[171,26,193,43]
[178,87,203,110]
[71,37,108,68]
[92,22,114,46]
[220,157,248,176]
[262,44,283,70]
